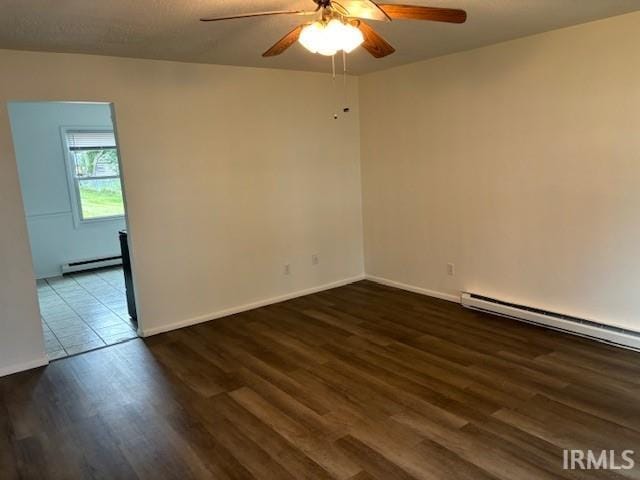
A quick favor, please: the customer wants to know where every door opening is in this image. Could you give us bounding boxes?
[7,101,139,360]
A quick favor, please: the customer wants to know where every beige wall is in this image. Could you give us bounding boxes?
[0,50,363,374]
[360,12,640,331]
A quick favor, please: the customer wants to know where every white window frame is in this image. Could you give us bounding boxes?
[60,126,125,227]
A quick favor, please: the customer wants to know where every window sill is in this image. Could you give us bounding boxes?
[75,215,125,228]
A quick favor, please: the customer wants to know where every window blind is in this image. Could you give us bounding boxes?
[66,131,116,150]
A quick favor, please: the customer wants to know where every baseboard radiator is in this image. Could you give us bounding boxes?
[62,255,122,274]
[461,292,640,351]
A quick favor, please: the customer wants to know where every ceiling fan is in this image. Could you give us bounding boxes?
[200,0,467,59]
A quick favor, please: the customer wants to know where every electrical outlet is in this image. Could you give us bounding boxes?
[311,254,319,266]
[447,263,455,276]
[284,264,291,275]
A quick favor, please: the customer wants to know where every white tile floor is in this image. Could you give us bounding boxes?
[38,267,137,360]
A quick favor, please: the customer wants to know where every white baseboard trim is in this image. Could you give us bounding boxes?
[36,270,62,280]
[365,274,460,303]
[0,355,49,378]
[139,274,366,337]
[461,292,640,352]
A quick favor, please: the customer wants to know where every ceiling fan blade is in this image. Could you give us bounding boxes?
[357,21,395,58]
[200,10,314,22]
[335,0,389,21]
[262,25,304,57]
[367,0,393,21]
[377,4,467,23]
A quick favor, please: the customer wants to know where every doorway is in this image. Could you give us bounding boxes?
[7,101,138,360]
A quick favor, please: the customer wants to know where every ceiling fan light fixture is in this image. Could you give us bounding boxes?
[299,19,364,56]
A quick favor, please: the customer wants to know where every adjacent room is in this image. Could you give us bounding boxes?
[7,101,138,360]
[1,1,639,478]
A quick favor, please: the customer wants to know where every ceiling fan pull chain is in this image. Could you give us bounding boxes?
[332,54,338,119]
[342,50,350,113]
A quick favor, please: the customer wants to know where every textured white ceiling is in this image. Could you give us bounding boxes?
[0,0,638,75]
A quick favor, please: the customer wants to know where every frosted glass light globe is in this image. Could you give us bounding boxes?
[299,22,325,54]
[341,23,364,53]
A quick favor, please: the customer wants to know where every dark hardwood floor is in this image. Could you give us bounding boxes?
[2,280,640,479]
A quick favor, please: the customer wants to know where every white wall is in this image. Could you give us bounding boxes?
[8,102,126,279]
[360,12,640,331]
[0,115,47,377]
[0,50,364,375]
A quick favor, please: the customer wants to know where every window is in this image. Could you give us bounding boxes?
[65,130,125,222]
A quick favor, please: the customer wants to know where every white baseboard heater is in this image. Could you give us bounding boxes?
[461,292,640,351]
[62,255,122,274]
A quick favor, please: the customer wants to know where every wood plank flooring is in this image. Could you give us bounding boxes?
[2,280,640,479]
